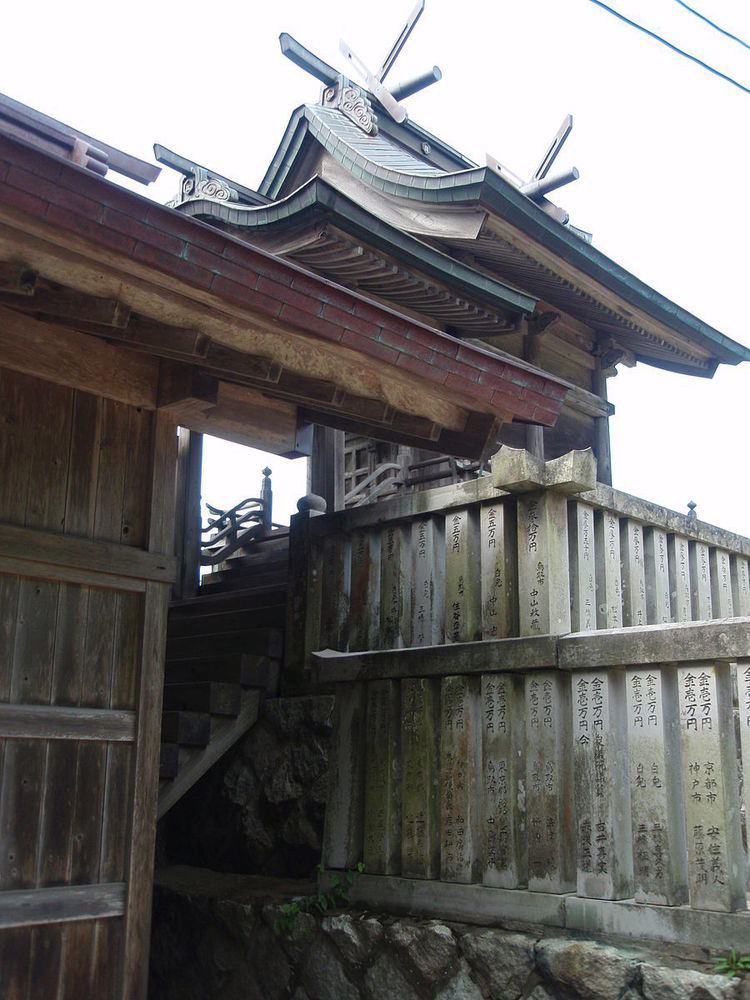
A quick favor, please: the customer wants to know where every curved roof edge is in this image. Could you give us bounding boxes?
[178,176,537,317]
[263,104,749,369]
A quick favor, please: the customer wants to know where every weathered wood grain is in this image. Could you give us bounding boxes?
[0,705,135,741]
[0,883,126,929]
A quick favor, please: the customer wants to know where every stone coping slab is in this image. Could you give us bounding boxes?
[323,871,750,951]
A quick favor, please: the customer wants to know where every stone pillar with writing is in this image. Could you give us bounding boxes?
[444,508,481,644]
[573,670,633,898]
[320,532,351,650]
[626,667,688,904]
[709,549,734,618]
[401,677,440,879]
[363,680,401,874]
[480,501,518,640]
[735,661,750,884]
[569,502,596,632]
[677,663,745,911]
[517,494,571,637]
[412,516,445,647]
[380,523,412,649]
[440,675,481,883]
[525,672,575,892]
[644,527,672,625]
[348,528,381,652]
[689,541,713,621]
[481,673,526,888]
[323,684,366,870]
[620,519,647,628]
[731,556,750,617]
[668,534,692,624]
[594,510,623,630]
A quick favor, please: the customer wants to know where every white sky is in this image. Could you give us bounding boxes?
[3,0,749,532]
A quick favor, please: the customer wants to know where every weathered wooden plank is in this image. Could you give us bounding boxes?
[558,618,750,669]
[313,634,558,684]
[0,524,176,585]
[0,704,135,741]
[0,883,125,929]
[319,533,350,651]
[0,305,158,408]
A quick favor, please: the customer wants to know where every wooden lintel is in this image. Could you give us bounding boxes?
[125,313,210,357]
[158,360,218,420]
[177,381,300,456]
[0,303,159,408]
[204,342,282,382]
[0,284,131,326]
[0,260,36,294]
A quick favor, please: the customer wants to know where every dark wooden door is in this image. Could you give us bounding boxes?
[0,368,177,999]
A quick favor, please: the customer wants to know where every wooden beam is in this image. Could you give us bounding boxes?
[0,260,36,294]
[0,284,131,326]
[0,883,126,929]
[0,522,177,585]
[157,360,218,420]
[0,704,136,741]
[179,381,300,456]
[0,304,158,407]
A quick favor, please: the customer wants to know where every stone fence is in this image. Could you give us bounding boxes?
[285,447,750,680]
[316,620,750,950]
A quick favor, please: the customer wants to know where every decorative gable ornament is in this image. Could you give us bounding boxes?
[323,79,378,136]
[167,169,239,209]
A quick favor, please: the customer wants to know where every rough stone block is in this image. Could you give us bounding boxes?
[544,448,597,494]
[491,445,545,493]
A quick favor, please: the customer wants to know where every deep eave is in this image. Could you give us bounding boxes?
[0,130,570,459]
[176,175,537,318]
[262,103,750,374]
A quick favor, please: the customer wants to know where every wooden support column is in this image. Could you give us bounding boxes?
[310,426,345,513]
[172,428,203,600]
[524,330,545,461]
[592,364,613,487]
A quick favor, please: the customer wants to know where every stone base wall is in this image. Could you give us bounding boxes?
[159,696,334,878]
[149,868,748,1000]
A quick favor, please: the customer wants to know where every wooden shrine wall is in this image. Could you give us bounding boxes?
[0,366,177,999]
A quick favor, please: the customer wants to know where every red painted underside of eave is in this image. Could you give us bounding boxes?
[0,132,568,427]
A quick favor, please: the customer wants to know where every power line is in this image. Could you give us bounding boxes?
[587,0,750,95]
[672,0,750,52]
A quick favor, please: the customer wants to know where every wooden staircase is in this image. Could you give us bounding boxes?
[157,535,289,818]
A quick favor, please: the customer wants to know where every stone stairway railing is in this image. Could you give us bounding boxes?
[315,619,750,948]
[285,447,750,681]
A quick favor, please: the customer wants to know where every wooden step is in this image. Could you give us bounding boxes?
[166,628,283,662]
[199,567,287,594]
[167,602,285,639]
[160,743,179,779]
[163,682,241,716]
[164,653,275,687]
[161,711,210,747]
[169,584,287,619]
